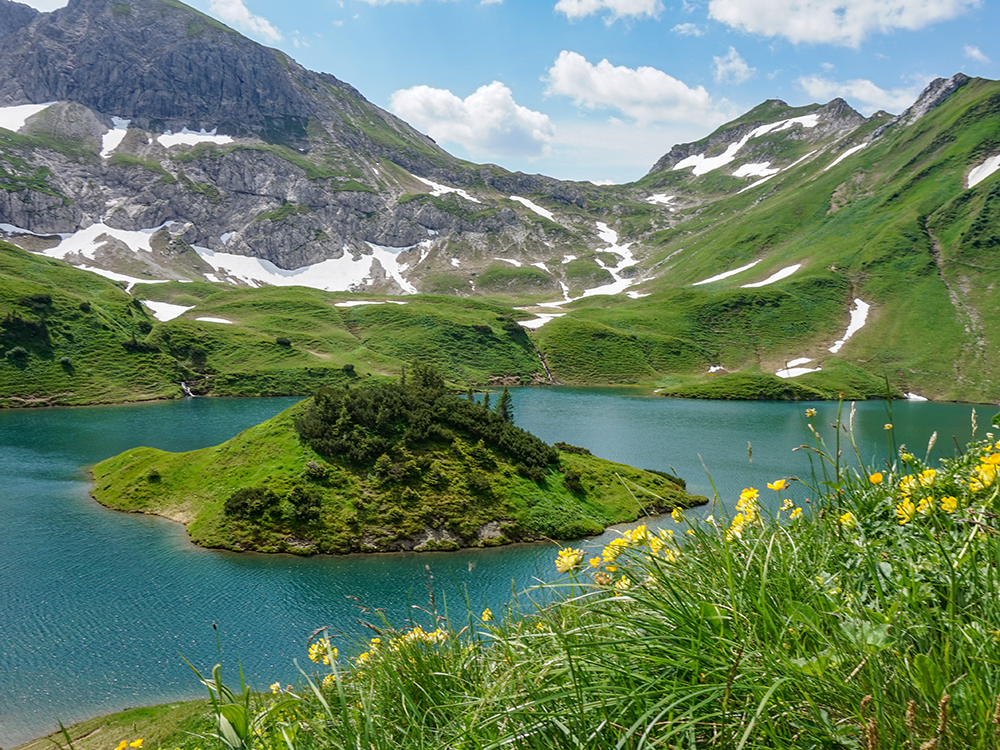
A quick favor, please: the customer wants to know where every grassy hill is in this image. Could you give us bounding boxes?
[91,368,705,553]
[0,244,548,406]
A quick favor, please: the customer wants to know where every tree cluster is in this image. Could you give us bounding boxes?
[294,365,557,470]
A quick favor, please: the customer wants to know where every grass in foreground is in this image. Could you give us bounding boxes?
[148,405,1000,749]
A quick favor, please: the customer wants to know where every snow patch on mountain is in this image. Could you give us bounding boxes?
[968,154,1000,189]
[100,117,130,158]
[738,151,818,194]
[776,358,822,378]
[157,128,234,148]
[828,298,870,353]
[692,260,761,286]
[145,301,194,321]
[732,162,780,178]
[824,142,868,172]
[646,194,675,206]
[673,114,820,177]
[510,196,555,220]
[414,176,481,204]
[0,102,56,133]
[741,264,801,287]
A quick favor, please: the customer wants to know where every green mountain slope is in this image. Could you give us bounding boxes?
[91,371,705,553]
[529,75,1000,401]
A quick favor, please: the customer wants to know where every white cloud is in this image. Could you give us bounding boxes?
[708,0,979,46]
[481,0,503,4]
[713,47,754,84]
[546,50,722,125]
[207,0,282,42]
[671,22,704,36]
[798,74,926,114]
[965,44,992,63]
[554,0,663,22]
[389,81,555,158]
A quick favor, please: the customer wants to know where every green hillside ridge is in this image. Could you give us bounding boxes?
[91,368,705,553]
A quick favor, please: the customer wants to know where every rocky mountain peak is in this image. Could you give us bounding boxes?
[873,73,970,138]
[0,0,38,40]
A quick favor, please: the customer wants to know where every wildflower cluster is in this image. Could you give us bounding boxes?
[555,524,679,593]
[114,741,142,750]
[308,637,338,665]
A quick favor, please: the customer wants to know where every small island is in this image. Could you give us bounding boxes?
[91,366,706,554]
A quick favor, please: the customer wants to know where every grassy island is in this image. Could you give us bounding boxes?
[91,366,705,553]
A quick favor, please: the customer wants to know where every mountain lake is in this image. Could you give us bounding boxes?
[0,388,987,746]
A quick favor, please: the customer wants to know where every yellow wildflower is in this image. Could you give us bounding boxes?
[839,511,857,529]
[662,547,679,562]
[322,673,336,690]
[917,497,934,515]
[308,638,337,665]
[941,495,958,513]
[116,742,127,750]
[901,452,914,462]
[369,637,381,650]
[896,498,916,525]
[270,682,281,694]
[686,529,695,536]
[884,423,893,430]
[899,474,919,497]
[780,498,794,511]
[130,742,143,748]
[481,607,493,623]
[555,547,584,573]
[726,512,747,541]
[740,487,759,501]
[649,536,664,554]
[602,537,629,562]
[767,479,788,491]
[918,469,936,487]
[869,472,883,484]
[614,576,632,592]
[589,556,602,567]
[671,507,684,523]
[606,565,618,573]
[789,507,803,520]
[984,453,1000,465]
[805,408,817,417]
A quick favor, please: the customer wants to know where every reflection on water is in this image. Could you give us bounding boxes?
[0,391,982,745]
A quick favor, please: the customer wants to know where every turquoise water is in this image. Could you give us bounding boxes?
[0,391,985,745]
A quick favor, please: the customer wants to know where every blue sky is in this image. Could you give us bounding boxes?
[21,0,1000,183]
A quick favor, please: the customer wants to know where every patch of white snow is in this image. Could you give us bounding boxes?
[626,291,650,299]
[157,128,234,149]
[692,260,761,286]
[775,363,822,378]
[738,151,818,194]
[732,162,780,178]
[968,155,1000,189]
[0,222,58,237]
[520,313,565,329]
[0,102,55,133]
[532,262,549,272]
[646,194,674,206]
[413,176,481,203]
[824,142,868,172]
[74,265,170,293]
[708,365,725,373]
[906,393,929,401]
[196,317,233,324]
[144,301,194,321]
[220,232,234,245]
[741,264,802,288]
[510,196,555,221]
[562,255,577,264]
[100,117,130,158]
[334,300,409,308]
[828,298,870,353]
[494,257,522,267]
[674,115,820,177]
[450,258,460,268]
